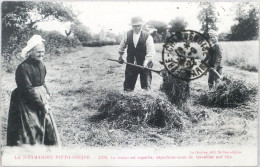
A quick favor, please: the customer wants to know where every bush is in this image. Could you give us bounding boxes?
[1,29,34,72]
[151,34,165,43]
[82,40,119,47]
[1,30,81,72]
[196,77,257,107]
[36,30,81,54]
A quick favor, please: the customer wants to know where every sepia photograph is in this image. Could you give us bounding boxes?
[0,1,259,166]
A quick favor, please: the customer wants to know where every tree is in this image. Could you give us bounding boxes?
[70,21,92,43]
[2,1,75,47]
[218,32,229,41]
[145,20,167,43]
[168,17,188,33]
[235,2,248,22]
[146,20,167,35]
[1,1,77,72]
[228,5,259,41]
[197,2,218,34]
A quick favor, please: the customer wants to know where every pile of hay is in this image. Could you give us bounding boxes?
[160,72,190,107]
[197,77,257,107]
[90,91,188,131]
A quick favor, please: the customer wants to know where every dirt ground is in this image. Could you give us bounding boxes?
[1,44,258,148]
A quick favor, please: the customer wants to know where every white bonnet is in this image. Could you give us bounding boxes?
[21,35,45,58]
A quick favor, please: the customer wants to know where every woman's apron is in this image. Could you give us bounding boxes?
[7,86,60,146]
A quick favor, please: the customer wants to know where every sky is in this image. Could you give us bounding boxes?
[38,1,239,35]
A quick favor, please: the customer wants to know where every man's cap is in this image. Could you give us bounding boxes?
[130,16,144,25]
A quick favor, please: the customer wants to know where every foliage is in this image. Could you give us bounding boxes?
[78,27,121,47]
[106,32,123,44]
[2,30,81,72]
[218,32,229,41]
[2,2,31,47]
[82,41,119,47]
[1,1,77,72]
[235,2,252,22]
[143,20,167,43]
[228,5,259,41]
[168,17,188,33]
[71,21,92,43]
[2,1,75,47]
[151,34,165,43]
[70,21,122,46]
[146,20,167,34]
[197,2,218,34]
[36,30,81,54]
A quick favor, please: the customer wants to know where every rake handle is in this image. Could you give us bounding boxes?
[42,113,46,144]
[107,58,162,75]
[48,109,61,147]
[209,68,222,79]
[201,62,223,80]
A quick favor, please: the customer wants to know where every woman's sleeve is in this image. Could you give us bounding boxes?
[43,67,50,95]
[15,64,45,110]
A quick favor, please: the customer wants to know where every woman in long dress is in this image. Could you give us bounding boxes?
[7,35,60,146]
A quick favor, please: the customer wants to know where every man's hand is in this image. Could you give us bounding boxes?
[144,60,153,68]
[118,55,124,64]
[143,60,149,68]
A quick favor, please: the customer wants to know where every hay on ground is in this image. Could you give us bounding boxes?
[197,77,257,107]
[160,72,190,107]
[89,91,188,131]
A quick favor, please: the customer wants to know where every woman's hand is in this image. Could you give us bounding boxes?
[46,94,50,100]
[44,104,50,114]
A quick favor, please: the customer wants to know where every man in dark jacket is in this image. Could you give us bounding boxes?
[202,29,223,89]
[118,16,155,91]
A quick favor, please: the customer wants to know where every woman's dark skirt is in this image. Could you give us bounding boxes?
[7,86,60,146]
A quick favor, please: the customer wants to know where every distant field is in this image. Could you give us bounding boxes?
[1,41,258,148]
[221,41,259,71]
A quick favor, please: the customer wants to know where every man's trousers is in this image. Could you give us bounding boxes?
[124,63,152,91]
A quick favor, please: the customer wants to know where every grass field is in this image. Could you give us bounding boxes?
[1,41,258,148]
[221,41,259,72]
